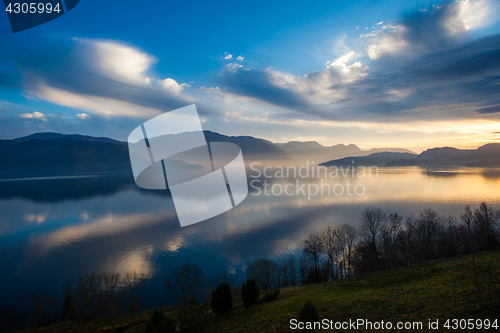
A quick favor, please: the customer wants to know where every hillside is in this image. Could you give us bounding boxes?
[0,138,132,179]
[320,143,500,167]
[16,249,500,333]
[320,152,416,167]
[388,143,500,167]
[0,131,290,179]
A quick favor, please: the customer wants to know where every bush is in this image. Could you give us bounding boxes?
[260,289,280,303]
[177,300,218,333]
[211,282,233,315]
[241,277,259,308]
[144,308,176,333]
[299,301,319,324]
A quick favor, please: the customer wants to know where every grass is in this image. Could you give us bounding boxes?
[16,249,500,332]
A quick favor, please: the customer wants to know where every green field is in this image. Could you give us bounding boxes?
[17,250,500,333]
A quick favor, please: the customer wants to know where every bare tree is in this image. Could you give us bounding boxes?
[360,207,387,269]
[340,224,358,277]
[201,275,215,304]
[165,263,206,305]
[101,272,121,330]
[246,258,278,290]
[277,255,298,287]
[473,202,499,251]
[298,252,310,284]
[121,271,146,314]
[214,271,239,297]
[360,207,386,244]
[380,213,404,269]
[303,233,324,282]
[414,208,442,262]
[319,226,341,280]
[287,254,298,286]
[72,273,102,322]
[214,271,235,287]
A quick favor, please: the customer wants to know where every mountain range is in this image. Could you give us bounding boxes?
[275,141,413,162]
[320,144,500,167]
[0,132,499,179]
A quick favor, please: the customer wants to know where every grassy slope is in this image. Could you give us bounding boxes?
[18,250,500,333]
[215,250,500,332]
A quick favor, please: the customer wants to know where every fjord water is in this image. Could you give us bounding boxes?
[0,167,499,315]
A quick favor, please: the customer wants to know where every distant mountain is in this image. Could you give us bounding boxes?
[203,131,289,160]
[0,131,290,179]
[12,132,128,146]
[2,131,496,180]
[0,138,131,179]
[387,143,500,166]
[320,152,417,167]
[367,147,416,154]
[320,144,500,167]
[275,140,414,163]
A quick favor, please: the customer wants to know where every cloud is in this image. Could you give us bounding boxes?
[76,113,89,119]
[36,85,163,118]
[476,105,500,114]
[225,62,244,73]
[8,38,193,119]
[218,31,500,124]
[91,40,155,84]
[1,1,499,146]
[219,68,314,113]
[160,78,183,94]
[20,111,45,120]
[365,0,496,59]
[219,51,369,116]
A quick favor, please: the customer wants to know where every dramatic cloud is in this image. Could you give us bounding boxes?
[91,40,155,84]
[365,0,496,59]
[8,38,194,118]
[217,0,500,124]
[0,0,499,150]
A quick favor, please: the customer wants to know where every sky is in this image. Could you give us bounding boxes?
[0,0,500,152]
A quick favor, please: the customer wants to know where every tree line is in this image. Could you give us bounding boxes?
[159,203,500,306]
[0,271,147,332]
[2,203,498,332]
[246,202,500,288]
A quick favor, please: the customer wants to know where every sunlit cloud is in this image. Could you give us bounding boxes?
[20,111,45,120]
[365,0,496,59]
[89,40,155,84]
[35,85,163,118]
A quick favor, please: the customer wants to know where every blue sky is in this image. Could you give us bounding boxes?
[1,0,500,151]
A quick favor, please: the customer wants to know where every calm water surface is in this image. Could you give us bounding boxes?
[0,167,499,317]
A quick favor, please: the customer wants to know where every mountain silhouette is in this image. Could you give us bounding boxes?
[388,143,500,166]
[3,132,492,180]
[320,143,500,167]
[0,131,290,179]
[276,141,413,163]
[320,152,417,167]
